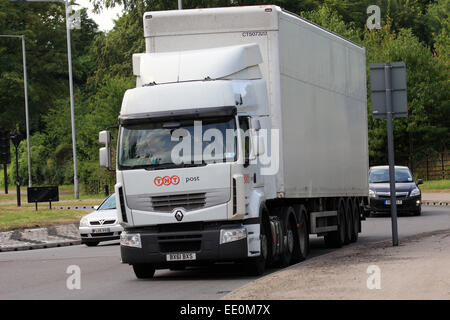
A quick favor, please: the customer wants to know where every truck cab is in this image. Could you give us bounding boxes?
[100,44,272,278]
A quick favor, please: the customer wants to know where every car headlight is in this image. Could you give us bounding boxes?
[220,228,247,244]
[369,189,377,198]
[410,187,421,197]
[80,217,89,227]
[120,232,142,248]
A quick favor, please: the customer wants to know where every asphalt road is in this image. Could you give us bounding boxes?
[0,206,448,300]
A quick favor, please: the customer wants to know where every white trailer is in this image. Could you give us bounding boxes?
[99,5,369,279]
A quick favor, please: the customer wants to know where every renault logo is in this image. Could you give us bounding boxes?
[174,210,184,222]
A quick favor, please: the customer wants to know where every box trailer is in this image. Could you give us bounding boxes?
[99,5,369,279]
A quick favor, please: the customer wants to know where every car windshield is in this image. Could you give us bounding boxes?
[98,194,116,210]
[118,116,237,170]
[369,168,414,183]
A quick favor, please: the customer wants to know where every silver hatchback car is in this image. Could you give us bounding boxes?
[79,194,123,246]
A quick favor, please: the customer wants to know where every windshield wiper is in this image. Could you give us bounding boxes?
[143,162,207,171]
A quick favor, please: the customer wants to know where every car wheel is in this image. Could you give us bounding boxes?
[85,242,99,247]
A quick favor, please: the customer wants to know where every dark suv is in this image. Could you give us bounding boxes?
[368,166,423,216]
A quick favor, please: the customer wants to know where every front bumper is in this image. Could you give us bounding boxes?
[368,195,421,214]
[120,223,248,268]
[79,224,123,242]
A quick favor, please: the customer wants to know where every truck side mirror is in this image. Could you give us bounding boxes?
[257,135,265,156]
[251,118,261,131]
[99,130,111,170]
[251,133,265,157]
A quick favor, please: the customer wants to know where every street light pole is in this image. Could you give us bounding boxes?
[21,35,32,188]
[64,0,79,199]
[0,35,32,188]
[9,0,79,198]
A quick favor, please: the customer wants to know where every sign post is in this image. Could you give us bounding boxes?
[370,62,408,246]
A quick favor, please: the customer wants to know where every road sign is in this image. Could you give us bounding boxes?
[28,186,59,210]
[0,130,11,165]
[370,62,408,118]
[370,62,409,247]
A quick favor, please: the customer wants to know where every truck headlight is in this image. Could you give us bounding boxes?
[410,187,421,197]
[369,189,377,198]
[120,232,142,248]
[220,228,247,244]
[80,217,89,227]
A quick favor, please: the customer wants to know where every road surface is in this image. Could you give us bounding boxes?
[0,206,448,299]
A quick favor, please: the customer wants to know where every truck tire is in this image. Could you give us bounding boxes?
[277,206,296,268]
[350,198,359,242]
[324,200,346,248]
[246,218,268,276]
[292,205,309,263]
[344,198,353,245]
[132,264,156,279]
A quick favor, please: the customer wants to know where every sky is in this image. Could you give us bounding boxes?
[75,0,123,32]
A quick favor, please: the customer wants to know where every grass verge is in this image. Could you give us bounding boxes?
[420,180,450,192]
[0,206,84,231]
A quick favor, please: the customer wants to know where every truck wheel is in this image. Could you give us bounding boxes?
[292,205,309,263]
[344,199,353,245]
[350,199,359,242]
[246,219,268,276]
[277,206,296,268]
[324,200,345,248]
[132,264,156,279]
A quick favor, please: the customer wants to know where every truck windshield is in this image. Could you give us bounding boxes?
[118,116,237,170]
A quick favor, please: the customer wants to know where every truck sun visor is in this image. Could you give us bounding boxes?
[118,106,237,125]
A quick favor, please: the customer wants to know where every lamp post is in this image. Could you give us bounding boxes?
[0,35,32,188]
[10,0,79,198]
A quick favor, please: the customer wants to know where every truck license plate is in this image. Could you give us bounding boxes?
[166,253,196,261]
[92,228,110,233]
[384,200,402,205]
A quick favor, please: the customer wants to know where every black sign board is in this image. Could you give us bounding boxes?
[0,130,11,165]
[28,186,59,204]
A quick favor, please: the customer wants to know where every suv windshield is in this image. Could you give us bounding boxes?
[98,194,116,210]
[118,116,237,170]
[369,168,414,183]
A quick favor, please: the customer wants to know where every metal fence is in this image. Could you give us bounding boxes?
[84,178,115,196]
[411,152,449,180]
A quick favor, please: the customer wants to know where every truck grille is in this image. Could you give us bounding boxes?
[126,188,230,213]
[151,193,206,212]
[158,234,202,253]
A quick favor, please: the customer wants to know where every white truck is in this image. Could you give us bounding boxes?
[99,5,369,279]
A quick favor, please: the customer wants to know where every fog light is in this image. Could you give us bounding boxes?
[220,228,247,244]
[416,200,421,205]
[120,232,141,248]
